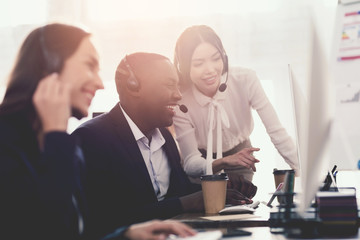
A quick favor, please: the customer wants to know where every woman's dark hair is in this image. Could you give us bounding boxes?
[0,23,90,128]
[174,25,228,91]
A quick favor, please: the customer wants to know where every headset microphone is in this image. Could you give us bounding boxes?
[218,70,229,92]
[178,104,188,113]
[218,83,227,92]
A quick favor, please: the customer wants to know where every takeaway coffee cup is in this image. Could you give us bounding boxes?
[273,169,295,204]
[200,173,228,214]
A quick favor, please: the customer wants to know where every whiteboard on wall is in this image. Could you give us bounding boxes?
[329,0,360,170]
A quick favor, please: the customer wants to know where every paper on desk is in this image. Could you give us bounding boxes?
[200,214,259,221]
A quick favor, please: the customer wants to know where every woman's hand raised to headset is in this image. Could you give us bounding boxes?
[32,73,71,133]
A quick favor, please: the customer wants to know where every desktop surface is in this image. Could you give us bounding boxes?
[170,201,360,239]
[221,227,360,240]
[166,227,360,240]
[171,203,270,228]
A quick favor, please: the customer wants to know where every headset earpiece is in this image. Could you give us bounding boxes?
[219,52,229,92]
[40,26,61,74]
[126,71,140,91]
[123,56,140,91]
[222,53,228,74]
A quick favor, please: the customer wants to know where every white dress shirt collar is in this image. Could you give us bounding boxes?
[119,103,169,201]
[119,103,163,143]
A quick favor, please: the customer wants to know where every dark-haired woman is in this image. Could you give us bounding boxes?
[173,25,298,192]
[0,23,104,239]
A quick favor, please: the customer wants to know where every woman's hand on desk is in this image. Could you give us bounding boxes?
[213,147,260,173]
[124,220,196,240]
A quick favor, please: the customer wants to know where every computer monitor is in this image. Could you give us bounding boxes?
[289,28,335,215]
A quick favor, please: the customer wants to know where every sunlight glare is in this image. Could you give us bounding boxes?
[87,0,283,22]
[0,0,47,27]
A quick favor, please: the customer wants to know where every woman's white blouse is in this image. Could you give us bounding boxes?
[173,67,299,177]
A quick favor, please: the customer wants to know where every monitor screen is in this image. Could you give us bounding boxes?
[289,27,335,215]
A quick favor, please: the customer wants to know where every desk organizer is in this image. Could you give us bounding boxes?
[316,187,358,236]
[269,188,359,238]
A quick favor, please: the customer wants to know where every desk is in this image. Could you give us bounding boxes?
[171,203,360,239]
[171,203,270,229]
[220,227,360,240]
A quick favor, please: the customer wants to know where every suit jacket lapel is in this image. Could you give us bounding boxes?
[107,104,156,200]
[160,128,189,197]
[160,129,177,171]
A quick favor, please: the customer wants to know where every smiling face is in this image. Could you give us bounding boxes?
[58,36,104,118]
[136,59,182,132]
[189,42,224,98]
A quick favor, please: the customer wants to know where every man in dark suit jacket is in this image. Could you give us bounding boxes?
[72,52,250,239]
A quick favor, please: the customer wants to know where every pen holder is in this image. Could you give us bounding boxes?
[320,172,337,191]
[278,170,295,206]
[277,192,296,208]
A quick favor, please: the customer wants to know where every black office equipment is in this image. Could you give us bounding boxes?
[320,165,338,191]
[223,228,252,237]
[316,187,358,236]
[269,187,359,238]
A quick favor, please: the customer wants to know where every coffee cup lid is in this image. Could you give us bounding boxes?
[273,168,295,175]
[200,173,229,181]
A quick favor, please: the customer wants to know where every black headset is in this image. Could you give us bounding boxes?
[123,55,140,91]
[39,25,83,119]
[39,26,61,74]
[118,55,188,113]
[222,52,229,74]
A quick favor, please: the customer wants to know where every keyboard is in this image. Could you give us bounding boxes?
[166,230,222,240]
[218,200,260,214]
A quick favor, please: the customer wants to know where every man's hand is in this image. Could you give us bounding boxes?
[226,188,253,205]
[227,173,257,199]
[124,220,196,240]
[179,191,204,212]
